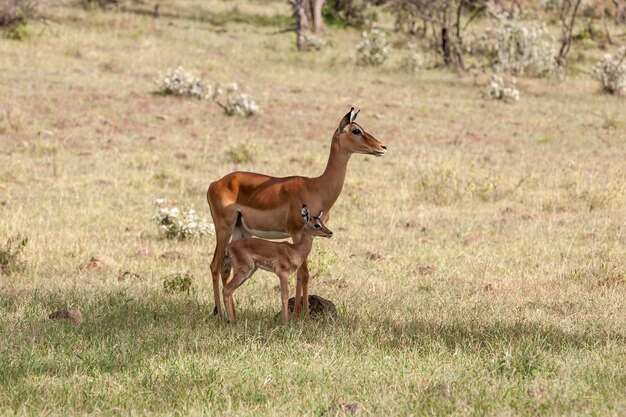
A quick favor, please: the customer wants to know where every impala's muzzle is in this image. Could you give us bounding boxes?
[374,144,387,157]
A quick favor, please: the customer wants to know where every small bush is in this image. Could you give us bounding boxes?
[356,28,390,66]
[1,0,38,25]
[494,17,559,77]
[153,200,215,240]
[414,167,500,205]
[0,234,28,275]
[303,33,328,51]
[155,66,217,100]
[221,83,260,117]
[591,46,626,95]
[487,74,520,102]
[323,0,377,28]
[163,272,194,295]
[1,0,38,40]
[224,141,258,164]
[401,42,424,72]
[4,21,28,40]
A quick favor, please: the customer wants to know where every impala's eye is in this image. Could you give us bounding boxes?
[352,129,362,135]
[314,224,321,229]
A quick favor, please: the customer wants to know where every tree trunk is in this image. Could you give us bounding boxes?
[311,0,324,33]
[442,27,452,66]
[558,0,583,64]
[291,0,306,51]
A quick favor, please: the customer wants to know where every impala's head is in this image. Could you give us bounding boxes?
[335,107,387,157]
[301,205,333,238]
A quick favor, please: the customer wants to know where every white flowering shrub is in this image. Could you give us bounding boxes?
[591,46,626,95]
[222,83,260,117]
[304,33,328,51]
[153,200,215,239]
[155,66,216,100]
[402,42,424,71]
[487,74,520,102]
[540,0,560,11]
[494,18,559,77]
[356,28,391,66]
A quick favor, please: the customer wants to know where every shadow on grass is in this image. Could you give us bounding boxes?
[351,315,625,353]
[2,288,623,384]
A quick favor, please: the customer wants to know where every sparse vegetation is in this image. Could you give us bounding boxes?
[220,82,260,117]
[487,74,521,102]
[591,46,626,95]
[303,33,328,51]
[493,16,560,77]
[356,28,390,66]
[1,0,39,40]
[0,234,28,274]
[163,271,194,295]
[153,201,215,239]
[155,66,216,100]
[401,42,424,72]
[223,141,259,164]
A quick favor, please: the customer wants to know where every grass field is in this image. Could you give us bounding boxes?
[1,1,625,415]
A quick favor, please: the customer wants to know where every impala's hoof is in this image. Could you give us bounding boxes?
[213,306,218,316]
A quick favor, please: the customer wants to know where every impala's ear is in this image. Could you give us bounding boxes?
[339,107,355,132]
[317,210,324,219]
[350,109,360,123]
[301,204,311,223]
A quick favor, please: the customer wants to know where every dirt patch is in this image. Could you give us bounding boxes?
[83,255,118,269]
[159,251,186,260]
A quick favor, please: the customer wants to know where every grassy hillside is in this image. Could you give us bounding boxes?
[1,1,625,415]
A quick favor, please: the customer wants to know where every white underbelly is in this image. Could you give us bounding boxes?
[241,218,290,240]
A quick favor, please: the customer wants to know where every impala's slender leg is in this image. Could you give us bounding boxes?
[294,261,309,318]
[301,255,310,319]
[223,266,255,324]
[279,273,290,325]
[210,222,236,318]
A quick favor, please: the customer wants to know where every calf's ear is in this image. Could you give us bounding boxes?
[301,204,311,222]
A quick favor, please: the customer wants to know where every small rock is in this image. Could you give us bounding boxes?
[118,271,140,281]
[49,307,83,324]
[84,255,118,269]
[322,402,363,416]
[427,382,452,399]
[366,252,384,261]
[277,295,337,321]
[417,264,436,276]
[160,251,186,260]
[462,236,482,246]
[134,249,151,258]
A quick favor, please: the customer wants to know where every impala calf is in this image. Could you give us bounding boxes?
[222,205,333,325]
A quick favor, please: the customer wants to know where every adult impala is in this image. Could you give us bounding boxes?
[207,108,387,319]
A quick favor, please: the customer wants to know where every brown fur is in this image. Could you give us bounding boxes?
[207,108,387,319]
[222,209,333,325]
